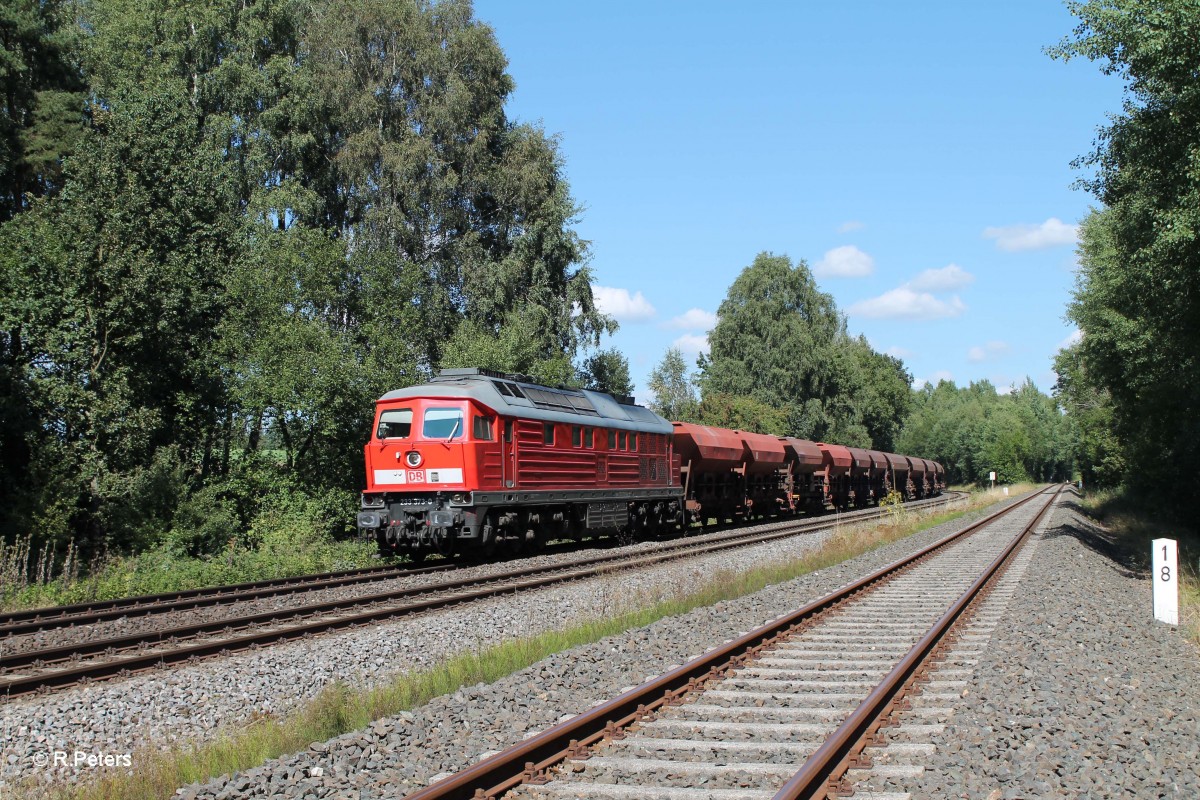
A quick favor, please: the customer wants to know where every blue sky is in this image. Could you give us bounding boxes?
[473,0,1123,403]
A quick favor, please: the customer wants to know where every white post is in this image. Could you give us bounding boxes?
[1152,538,1179,626]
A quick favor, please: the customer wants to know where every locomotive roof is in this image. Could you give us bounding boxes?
[377,369,673,433]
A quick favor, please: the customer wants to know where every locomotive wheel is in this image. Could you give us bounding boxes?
[529,522,549,550]
[431,530,457,559]
[478,513,499,559]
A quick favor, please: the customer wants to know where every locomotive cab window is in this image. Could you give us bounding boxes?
[618,431,627,450]
[572,426,582,447]
[631,432,638,451]
[543,422,555,445]
[422,407,463,440]
[473,415,494,441]
[607,429,616,449]
[504,419,513,443]
[584,428,594,448]
[377,408,413,439]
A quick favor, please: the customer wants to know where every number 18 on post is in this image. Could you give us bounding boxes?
[1152,538,1179,626]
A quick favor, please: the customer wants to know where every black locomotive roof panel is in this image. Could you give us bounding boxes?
[378,369,672,433]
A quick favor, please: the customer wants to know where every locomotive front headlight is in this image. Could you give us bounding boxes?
[405,451,423,468]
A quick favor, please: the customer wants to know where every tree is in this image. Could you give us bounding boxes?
[0,0,615,558]
[697,392,788,435]
[0,85,242,550]
[1053,343,1123,487]
[1050,0,1200,509]
[647,347,699,422]
[699,252,912,446]
[897,378,1071,485]
[699,252,846,440]
[578,349,633,398]
[841,336,912,451]
[0,0,85,221]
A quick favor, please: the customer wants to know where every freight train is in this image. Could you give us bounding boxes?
[356,369,944,558]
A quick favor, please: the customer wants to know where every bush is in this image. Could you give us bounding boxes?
[0,486,377,611]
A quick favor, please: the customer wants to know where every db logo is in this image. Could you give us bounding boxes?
[406,470,425,483]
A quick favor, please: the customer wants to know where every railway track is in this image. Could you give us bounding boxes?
[0,493,964,698]
[402,485,1060,800]
[0,494,962,640]
[0,561,451,636]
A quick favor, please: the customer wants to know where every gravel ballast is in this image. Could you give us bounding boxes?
[30,488,1187,800]
[165,489,1198,800]
[907,492,1200,799]
[157,497,1017,799]
[1,499,965,791]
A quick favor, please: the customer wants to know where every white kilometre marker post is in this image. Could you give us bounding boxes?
[1152,538,1179,626]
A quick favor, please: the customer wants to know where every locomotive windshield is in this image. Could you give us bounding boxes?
[423,407,464,440]
[376,408,412,439]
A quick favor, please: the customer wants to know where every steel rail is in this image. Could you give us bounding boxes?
[0,562,425,627]
[1,496,951,667]
[0,493,963,697]
[400,486,1049,800]
[0,562,456,637]
[0,493,962,637]
[771,484,1062,799]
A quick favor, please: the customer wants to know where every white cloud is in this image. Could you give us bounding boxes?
[814,245,875,278]
[912,370,954,389]
[847,287,966,320]
[967,340,1011,363]
[663,308,717,330]
[886,345,914,359]
[983,217,1078,251]
[591,284,656,322]
[996,382,1016,396]
[672,333,710,357]
[837,220,865,233]
[1058,329,1083,350]
[909,264,975,292]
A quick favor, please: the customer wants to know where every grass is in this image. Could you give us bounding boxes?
[0,527,383,613]
[1076,488,1200,647]
[19,487,1016,800]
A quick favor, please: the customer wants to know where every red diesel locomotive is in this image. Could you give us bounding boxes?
[356,369,683,556]
[356,369,944,557]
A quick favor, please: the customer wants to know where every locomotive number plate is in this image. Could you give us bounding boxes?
[373,468,464,485]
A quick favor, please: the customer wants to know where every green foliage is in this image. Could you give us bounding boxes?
[578,348,634,398]
[647,346,700,421]
[697,392,789,435]
[1,84,241,553]
[1,492,373,610]
[697,252,910,445]
[1052,343,1124,487]
[0,0,86,220]
[1047,1,1200,513]
[897,378,1072,484]
[0,0,610,576]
